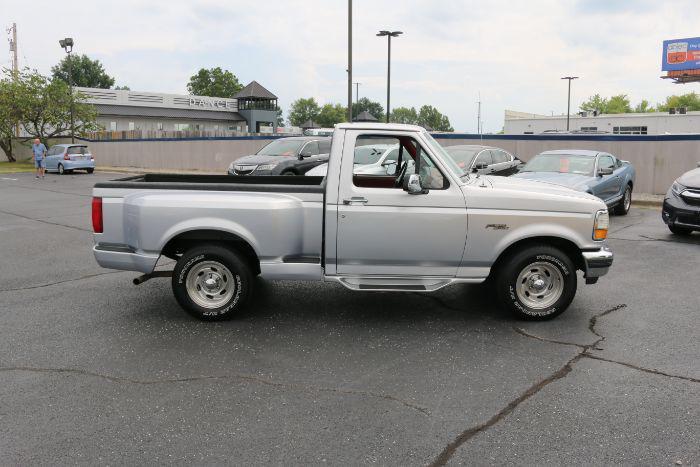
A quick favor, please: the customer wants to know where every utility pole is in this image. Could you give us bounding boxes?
[353,82,361,108]
[476,92,482,136]
[561,76,578,132]
[347,0,353,123]
[377,30,402,123]
[9,23,19,136]
[60,38,75,143]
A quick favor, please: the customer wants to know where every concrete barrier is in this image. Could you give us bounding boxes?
[84,133,700,195]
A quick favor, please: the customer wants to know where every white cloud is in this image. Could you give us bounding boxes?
[2,0,699,131]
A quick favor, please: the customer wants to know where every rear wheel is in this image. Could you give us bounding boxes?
[86,168,94,174]
[669,225,693,235]
[495,245,577,320]
[172,244,252,321]
[281,170,297,176]
[613,185,632,215]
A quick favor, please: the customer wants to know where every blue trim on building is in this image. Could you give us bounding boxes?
[81,133,700,143]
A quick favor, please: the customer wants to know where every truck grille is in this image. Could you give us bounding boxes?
[680,189,700,206]
[233,165,257,175]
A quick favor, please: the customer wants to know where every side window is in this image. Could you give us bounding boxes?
[319,140,331,154]
[491,150,509,164]
[615,158,623,168]
[411,150,447,190]
[473,151,493,168]
[301,141,319,156]
[383,148,400,164]
[599,155,615,170]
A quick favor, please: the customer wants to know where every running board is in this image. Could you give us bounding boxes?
[329,276,473,292]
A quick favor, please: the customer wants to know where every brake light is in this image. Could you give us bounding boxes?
[64,153,70,160]
[92,197,103,233]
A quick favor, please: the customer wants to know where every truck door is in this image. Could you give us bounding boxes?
[335,131,467,277]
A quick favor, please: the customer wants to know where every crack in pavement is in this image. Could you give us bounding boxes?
[0,208,91,232]
[0,366,429,416]
[0,270,127,293]
[608,235,699,245]
[429,304,627,466]
[584,354,699,384]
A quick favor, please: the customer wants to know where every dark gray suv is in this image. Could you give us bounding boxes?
[228,136,331,176]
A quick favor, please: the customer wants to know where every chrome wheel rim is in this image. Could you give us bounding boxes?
[185,260,235,309]
[516,261,564,310]
[623,188,631,211]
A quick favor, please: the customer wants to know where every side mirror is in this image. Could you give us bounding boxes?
[472,163,488,173]
[403,173,426,195]
[382,161,397,175]
[381,160,396,166]
[598,167,614,176]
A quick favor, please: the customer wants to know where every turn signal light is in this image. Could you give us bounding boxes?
[92,197,103,233]
[593,210,609,240]
[593,228,608,240]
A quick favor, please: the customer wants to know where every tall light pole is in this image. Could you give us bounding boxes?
[347,0,353,122]
[9,23,19,137]
[353,82,361,108]
[377,30,402,123]
[561,76,578,132]
[59,38,75,143]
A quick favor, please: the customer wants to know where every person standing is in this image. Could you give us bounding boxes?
[32,138,47,179]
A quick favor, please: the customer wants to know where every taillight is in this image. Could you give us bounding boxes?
[92,197,103,233]
[64,153,70,160]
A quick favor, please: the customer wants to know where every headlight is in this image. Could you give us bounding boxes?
[671,180,686,196]
[256,163,277,171]
[593,209,609,240]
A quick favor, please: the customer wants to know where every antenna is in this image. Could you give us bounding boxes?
[476,92,483,140]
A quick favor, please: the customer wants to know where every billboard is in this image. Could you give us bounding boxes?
[662,37,700,71]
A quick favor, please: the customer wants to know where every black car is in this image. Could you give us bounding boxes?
[443,144,522,176]
[228,136,331,176]
[662,166,700,235]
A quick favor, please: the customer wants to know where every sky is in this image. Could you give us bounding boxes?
[1,0,699,132]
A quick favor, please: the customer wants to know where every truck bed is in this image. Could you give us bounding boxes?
[94,174,326,193]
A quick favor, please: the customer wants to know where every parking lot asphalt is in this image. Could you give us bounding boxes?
[0,172,698,465]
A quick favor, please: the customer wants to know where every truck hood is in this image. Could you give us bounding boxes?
[511,171,594,191]
[677,167,700,189]
[233,154,296,166]
[464,174,605,213]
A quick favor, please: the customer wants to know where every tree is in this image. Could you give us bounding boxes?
[114,85,130,90]
[352,97,385,121]
[580,94,608,113]
[417,105,453,131]
[276,106,285,127]
[288,97,320,126]
[605,95,632,114]
[390,106,419,124]
[656,92,700,112]
[187,67,242,98]
[634,100,654,113]
[316,103,347,127]
[20,71,99,142]
[0,70,25,162]
[51,54,115,89]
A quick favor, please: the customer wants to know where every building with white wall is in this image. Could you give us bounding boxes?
[504,109,700,135]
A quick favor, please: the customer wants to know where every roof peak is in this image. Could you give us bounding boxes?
[234,81,277,100]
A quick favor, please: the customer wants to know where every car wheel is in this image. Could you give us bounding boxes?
[669,225,693,236]
[58,164,65,175]
[86,168,94,174]
[614,185,632,215]
[172,244,252,321]
[281,170,296,176]
[495,245,577,320]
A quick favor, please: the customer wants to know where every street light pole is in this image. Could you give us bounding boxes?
[60,38,75,143]
[377,30,402,123]
[347,0,353,123]
[353,82,361,108]
[561,76,578,132]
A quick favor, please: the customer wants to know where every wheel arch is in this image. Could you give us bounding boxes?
[490,236,585,277]
[162,229,260,275]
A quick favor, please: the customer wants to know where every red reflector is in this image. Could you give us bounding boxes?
[92,197,103,233]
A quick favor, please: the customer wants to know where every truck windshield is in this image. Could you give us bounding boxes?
[422,131,467,177]
[257,140,304,156]
[521,154,595,175]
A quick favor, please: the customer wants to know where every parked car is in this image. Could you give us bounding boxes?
[512,150,635,215]
[92,123,613,322]
[305,143,414,177]
[662,165,700,235]
[443,145,522,176]
[45,144,95,174]
[227,136,331,176]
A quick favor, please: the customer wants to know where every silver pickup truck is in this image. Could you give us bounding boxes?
[92,123,613,321]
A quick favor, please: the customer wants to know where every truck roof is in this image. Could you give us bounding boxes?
[335,122,427,132]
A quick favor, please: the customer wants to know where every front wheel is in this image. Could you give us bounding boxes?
[613,185,632,215]
[58,164,65,175]
[281,170,296,176]
[495,245,577,320]
[172,244,252,321]
[86,168,94,174]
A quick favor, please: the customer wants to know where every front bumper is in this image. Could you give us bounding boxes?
[582,245,614,283]
[662,192,700,230]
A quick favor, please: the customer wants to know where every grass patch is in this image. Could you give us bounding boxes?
[0,160,35,174]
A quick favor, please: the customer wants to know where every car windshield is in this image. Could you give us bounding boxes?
[444,147,479,172]
[354,146,388,165]
[257,139,304,156]
[521,154,595,175]
[422,131,470,177]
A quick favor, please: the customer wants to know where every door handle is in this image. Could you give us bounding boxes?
[343,197,369,205]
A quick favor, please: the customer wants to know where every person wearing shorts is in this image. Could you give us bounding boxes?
[32,138,46,179]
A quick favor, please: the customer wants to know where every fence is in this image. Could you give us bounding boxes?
[83,133,700,195]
